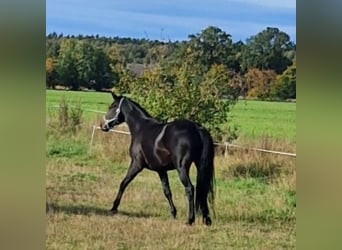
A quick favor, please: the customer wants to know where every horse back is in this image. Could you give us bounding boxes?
[164,120,201,146]
[132,119,203,170]
[163,119,203,158]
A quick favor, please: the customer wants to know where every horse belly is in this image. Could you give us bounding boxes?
[140,127,172,169]
[144,146,172,170]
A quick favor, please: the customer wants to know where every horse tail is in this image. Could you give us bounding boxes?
[195,126,216,217]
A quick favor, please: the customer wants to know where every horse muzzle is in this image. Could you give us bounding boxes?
[100,121,111,132]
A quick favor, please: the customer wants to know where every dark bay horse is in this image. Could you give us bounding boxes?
[100,92,215,225]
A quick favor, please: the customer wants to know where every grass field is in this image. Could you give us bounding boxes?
[46,90,296,249]
[46,90,296,143]
[229,100,296,143]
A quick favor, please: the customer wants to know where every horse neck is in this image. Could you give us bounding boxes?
[123,102,157,133]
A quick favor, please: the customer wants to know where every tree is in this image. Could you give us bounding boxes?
[90,48,115,90]
[117,26,241,141]
[46,57,57,88]
[121,59,239,142]
[56,39,79,90]
[75,40,96,88]
[271,60,296,100]
[46,34,61,59]
[244,68,277,100]
[56,39,114,90]
[47,28,296,101]
[241,27,295,74]
[231,40,245,73]
[145,43,174,65]
[186,26,237,71]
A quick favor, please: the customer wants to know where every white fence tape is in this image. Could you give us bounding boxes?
[50,106,106,114]
[217,142,296,157]
[90,125,296,157]
[49,105,296,157]
[48,106,297,157]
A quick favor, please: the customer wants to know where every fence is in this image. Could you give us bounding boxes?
[49,106,296,157]
[89,125,296,157]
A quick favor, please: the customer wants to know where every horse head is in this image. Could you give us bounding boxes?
[100,92,126,132]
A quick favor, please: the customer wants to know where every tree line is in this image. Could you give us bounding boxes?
[46,26,296,101]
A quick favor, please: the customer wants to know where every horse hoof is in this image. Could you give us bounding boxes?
[186,219,195,226]
[203,217,212,226]
[171,210,177,219]
[110,208,118,215]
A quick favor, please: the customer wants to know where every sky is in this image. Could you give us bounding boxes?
[46,0,296,43]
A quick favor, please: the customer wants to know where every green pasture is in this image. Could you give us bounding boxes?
[46,89,296,142]
[46,90,296,249]
[229,100,296,143]
[46,90,112,115]
[46,125,296,249]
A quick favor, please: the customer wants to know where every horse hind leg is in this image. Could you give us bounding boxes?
[195,161,212,226]
[158,171,177,219]
[176,156,195,225]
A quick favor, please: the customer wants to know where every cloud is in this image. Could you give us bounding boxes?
[46,0,296,42]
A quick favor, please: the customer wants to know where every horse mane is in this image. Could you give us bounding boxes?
[125,97,153,119]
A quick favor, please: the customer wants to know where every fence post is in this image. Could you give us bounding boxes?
[90,125,97,147]
[224,142,228,158]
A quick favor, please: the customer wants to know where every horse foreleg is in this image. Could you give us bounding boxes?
[158,171,177,218]
[111,160,142,214]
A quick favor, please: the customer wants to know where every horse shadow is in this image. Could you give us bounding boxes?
[46,202,155,219]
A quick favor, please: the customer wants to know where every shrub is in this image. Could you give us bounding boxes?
[119,63,239,142]
[50,96,84,135]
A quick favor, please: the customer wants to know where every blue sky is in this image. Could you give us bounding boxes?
[46,0,296,43]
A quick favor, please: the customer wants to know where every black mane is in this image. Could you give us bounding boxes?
[125,98,152,118]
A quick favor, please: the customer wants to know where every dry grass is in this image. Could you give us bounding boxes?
[46,119,296,249]
[46,161,295,249]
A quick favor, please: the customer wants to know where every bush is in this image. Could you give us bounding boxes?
[49,97,84,135]
[270,62,296,100]
[119,63,239,142]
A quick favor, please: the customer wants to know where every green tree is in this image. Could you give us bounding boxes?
[145,42,174,65]
[231,40,245,73]
[56,39,114,90]
[271,60,296,100]
[122,60,239,142]
[56,39,79,90]
[107,44,128,69]
[186,26,236,71]
[46,33,61,59]
[241,27,295,74]
[75,40,96,88]
[90,48,115,90]
[46,57,57,88]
